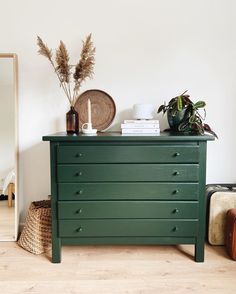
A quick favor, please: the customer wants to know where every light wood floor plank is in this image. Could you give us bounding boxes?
[0,243,235,294]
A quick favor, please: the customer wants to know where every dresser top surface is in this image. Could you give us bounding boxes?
[43,131,214,142]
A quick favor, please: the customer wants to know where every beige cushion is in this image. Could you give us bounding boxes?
[209,192,236,245]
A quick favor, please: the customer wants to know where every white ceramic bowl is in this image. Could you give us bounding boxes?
[133,103,155,119]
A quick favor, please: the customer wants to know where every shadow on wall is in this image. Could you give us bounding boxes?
[19,141,50,224]
[108,109,133,131]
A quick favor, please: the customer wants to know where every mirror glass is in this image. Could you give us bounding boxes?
[0,54,18,241]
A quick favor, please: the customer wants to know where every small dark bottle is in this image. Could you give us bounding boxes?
[66,106,79,134]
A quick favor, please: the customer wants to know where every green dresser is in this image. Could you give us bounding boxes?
[43,132,214,263]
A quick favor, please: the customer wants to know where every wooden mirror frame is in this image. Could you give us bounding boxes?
[0,53,19,241]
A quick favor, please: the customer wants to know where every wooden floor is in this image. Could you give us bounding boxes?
[0,243,235,294]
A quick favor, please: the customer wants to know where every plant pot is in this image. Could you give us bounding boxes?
[167,109,186,131]
[66,106,79,134]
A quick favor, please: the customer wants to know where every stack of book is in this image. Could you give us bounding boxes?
[121,119,160,134]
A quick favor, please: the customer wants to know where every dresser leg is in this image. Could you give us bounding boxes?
[52,238,61,263]
[194,240,204,262]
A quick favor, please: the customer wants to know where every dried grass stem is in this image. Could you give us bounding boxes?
[37,34,95,106]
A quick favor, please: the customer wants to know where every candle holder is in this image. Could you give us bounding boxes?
[81,122,97,134]
[81,98,97,134]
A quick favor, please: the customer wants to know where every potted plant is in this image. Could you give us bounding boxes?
[37,34,95,134]
[158,91,218,138]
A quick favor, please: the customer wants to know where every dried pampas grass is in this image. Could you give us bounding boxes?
[37,34,95,106]
[73,34,95,100]
[37,36,53,61]
[56,41,70,84]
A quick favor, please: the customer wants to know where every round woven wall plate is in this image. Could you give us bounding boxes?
[74,89,116,131]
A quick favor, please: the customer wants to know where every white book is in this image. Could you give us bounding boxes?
[122,133,160,136]
[121,123,160,129]
[124,119,159,124]
[121,128,160,134]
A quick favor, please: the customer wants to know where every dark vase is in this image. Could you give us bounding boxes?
[167,109,186,131]
[66,106,79,134]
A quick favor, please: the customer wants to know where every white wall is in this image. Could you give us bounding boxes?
[1,0,236,220]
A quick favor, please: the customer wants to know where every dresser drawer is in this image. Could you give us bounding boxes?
[59,219,198,237]
[58,201,199,219]
[58,182,199,200]
[57,145,199,163]
[57,164,199,182]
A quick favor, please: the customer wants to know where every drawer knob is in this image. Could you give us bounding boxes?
[173,189,179,194]
[172,226,178,232]
[75,172,82,176]
[173,171,180,176]
[174,152,180,157]
[75,153,83,158]
[76,190,83,195]
[76,208,82,214]
[173,208,179,214]
[76,227,83,232]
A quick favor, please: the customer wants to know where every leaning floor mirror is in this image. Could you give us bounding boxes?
[0,54,18,241]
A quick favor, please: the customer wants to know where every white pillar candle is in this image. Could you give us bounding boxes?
[88,99,91,123]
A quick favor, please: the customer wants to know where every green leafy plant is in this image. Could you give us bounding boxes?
[158,91,218,138]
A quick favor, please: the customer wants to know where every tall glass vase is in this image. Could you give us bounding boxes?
[66,106,79,134]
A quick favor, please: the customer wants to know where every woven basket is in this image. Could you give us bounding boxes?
[18,200,51,254]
